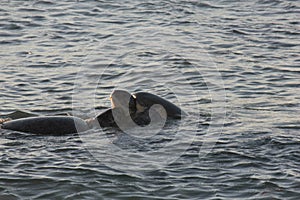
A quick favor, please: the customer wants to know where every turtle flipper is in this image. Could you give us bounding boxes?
[0,118,10,124]
[1,110,38,120]
[133,92,186,119]
[1,110,37,126]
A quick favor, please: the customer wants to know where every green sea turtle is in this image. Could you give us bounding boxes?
[0,90,185,135]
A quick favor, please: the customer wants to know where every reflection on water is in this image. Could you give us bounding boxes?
[0,0,299,199]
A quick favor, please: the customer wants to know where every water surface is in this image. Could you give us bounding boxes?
[0,0,299,199]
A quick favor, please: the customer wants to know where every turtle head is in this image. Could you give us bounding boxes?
[110,89,136,115]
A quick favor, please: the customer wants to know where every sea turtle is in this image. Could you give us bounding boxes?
[1,90,185,135]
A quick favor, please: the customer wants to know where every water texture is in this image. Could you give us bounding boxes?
[0,0,299,199]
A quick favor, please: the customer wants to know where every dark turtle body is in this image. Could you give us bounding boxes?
[96,90,186,129]
[1,116,89,135]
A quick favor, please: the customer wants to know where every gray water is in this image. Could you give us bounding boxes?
[0,0,299,199]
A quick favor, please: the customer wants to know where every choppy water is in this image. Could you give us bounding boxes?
[0,0,299,199]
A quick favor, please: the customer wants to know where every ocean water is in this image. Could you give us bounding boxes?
[0,0,299,199]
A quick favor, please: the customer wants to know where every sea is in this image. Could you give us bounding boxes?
[0,0,299,199]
